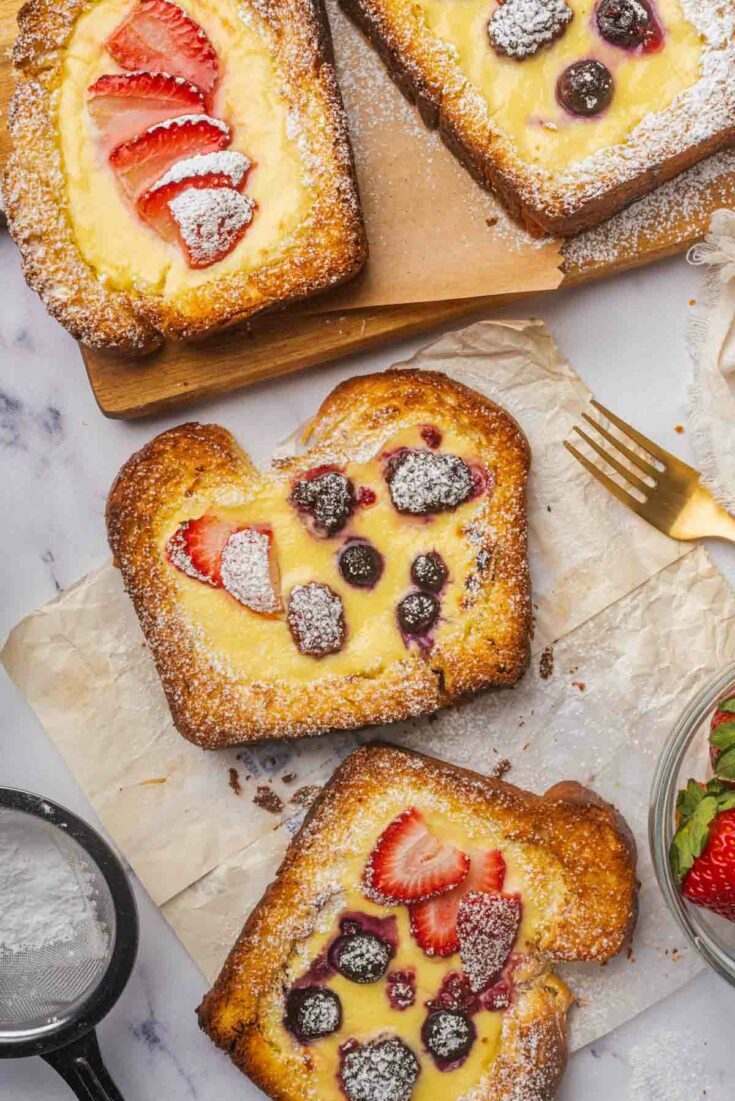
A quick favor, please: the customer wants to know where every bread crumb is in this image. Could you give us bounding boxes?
[254,785,284,813]
[138,777,167,785]
[674,424,685,434]
[228,767,242,796]
[290,785,322,809]
[490,757,512,780]
[571,680,586,692]
[539,646,554,680]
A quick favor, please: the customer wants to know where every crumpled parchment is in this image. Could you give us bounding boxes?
[3,319,725,1053]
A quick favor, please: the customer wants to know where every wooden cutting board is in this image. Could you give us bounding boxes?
[2,0,733,419]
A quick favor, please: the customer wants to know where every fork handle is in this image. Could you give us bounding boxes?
[695,492,735,543]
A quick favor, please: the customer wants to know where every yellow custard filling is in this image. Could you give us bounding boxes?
[158,427,486,683]
[416,0,703,170]
[58,0,310,295]
[270,806,564,1100]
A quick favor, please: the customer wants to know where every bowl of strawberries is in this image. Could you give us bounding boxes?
[650,662,735,983]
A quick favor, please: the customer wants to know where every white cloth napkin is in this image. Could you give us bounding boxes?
[688,210,735,510]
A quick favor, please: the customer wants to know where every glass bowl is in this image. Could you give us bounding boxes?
[650,662,735,986]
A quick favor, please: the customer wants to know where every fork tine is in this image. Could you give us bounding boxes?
[573,426,651,495]
[590,400,699,476]
[581,413,659,480]
[564,441,648,516]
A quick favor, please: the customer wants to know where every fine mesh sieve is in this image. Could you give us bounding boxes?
[0,788,138,1100]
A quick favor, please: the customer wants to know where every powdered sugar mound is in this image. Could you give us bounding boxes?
[0,811,98,954]
[488,0,573,59]
[287,583,345,656]
[148,113,230,136]
[151,151,252,191]
[386,450,475,514]
[169,187,255,267]
[220,529,280,613]
[340,1036,421,1101]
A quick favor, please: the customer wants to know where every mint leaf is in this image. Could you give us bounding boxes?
[718,695,735,714]
[711,721,735,751]
[715,746,735,780]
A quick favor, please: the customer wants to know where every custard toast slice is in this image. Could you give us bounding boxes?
[338,0,735,235]
[106,369,531,746]
[198,742,638,1101]
[4,0,366,353]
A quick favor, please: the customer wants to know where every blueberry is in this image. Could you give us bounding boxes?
[339,542,384,588]
[410,552,448,592]
[292,471,355,535]
[340,1037,420,1101]
[422,1010,476,1065]
[397,592,439,636]
[596,0,651,46]
[285,986,342,1041]
[329,932,392,983]
[557,60,614,117]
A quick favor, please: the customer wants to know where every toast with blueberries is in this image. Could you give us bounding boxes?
[106,369,531,746]
[198,742,638,1100]
[338,0,735,235]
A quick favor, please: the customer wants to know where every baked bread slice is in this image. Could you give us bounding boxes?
[338,0,735,236]
[106,368,531,746]
[198,742,638,1101]
[3,0,366,354]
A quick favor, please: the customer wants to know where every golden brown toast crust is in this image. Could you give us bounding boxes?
[4,0,367,353]
[197,742,638,1100]
[106,369,531,746]
[338,0,735,236]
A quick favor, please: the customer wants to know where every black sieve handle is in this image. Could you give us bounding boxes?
[42,1030,126,1101]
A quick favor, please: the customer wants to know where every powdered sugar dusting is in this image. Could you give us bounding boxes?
[168,188,255,266]
[387,450,475,514]
[220,529,280,613]
[151,151,252,191]
[147,113,230,136]
[340,1036,421,1101]
[488,0,573,60]
[287,583,346,656]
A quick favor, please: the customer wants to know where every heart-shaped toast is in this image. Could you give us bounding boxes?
[106,370,530,746]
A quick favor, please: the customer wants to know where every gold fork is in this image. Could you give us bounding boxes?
[564,400,735,542]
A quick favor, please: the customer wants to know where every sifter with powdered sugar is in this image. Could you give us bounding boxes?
[0,788,138,1099]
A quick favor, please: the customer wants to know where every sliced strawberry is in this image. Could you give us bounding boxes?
[166,515,239,586]
[109,114,230,199]
[146,149,252,192]
[362,807,470,906]
[168,186,254,268]
[457,892,522,993]
[138,171,233,241]
[107,0,219,95]
[87,72,205,151]
[409,848,505,957]
[220,527,281,614]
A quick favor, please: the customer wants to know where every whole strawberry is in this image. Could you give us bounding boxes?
[708,691,735,781]
[671,779,735,920]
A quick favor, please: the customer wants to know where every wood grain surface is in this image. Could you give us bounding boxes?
[2,0,733,418]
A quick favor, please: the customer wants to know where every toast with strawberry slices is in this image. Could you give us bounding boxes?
[4,0,366,353]
[199,742,638,1101]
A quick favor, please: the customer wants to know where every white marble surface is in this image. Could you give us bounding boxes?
[2,229,735,1101]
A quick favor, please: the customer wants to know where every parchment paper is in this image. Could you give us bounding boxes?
[2,319,718,1053]
[315,1,563,309]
